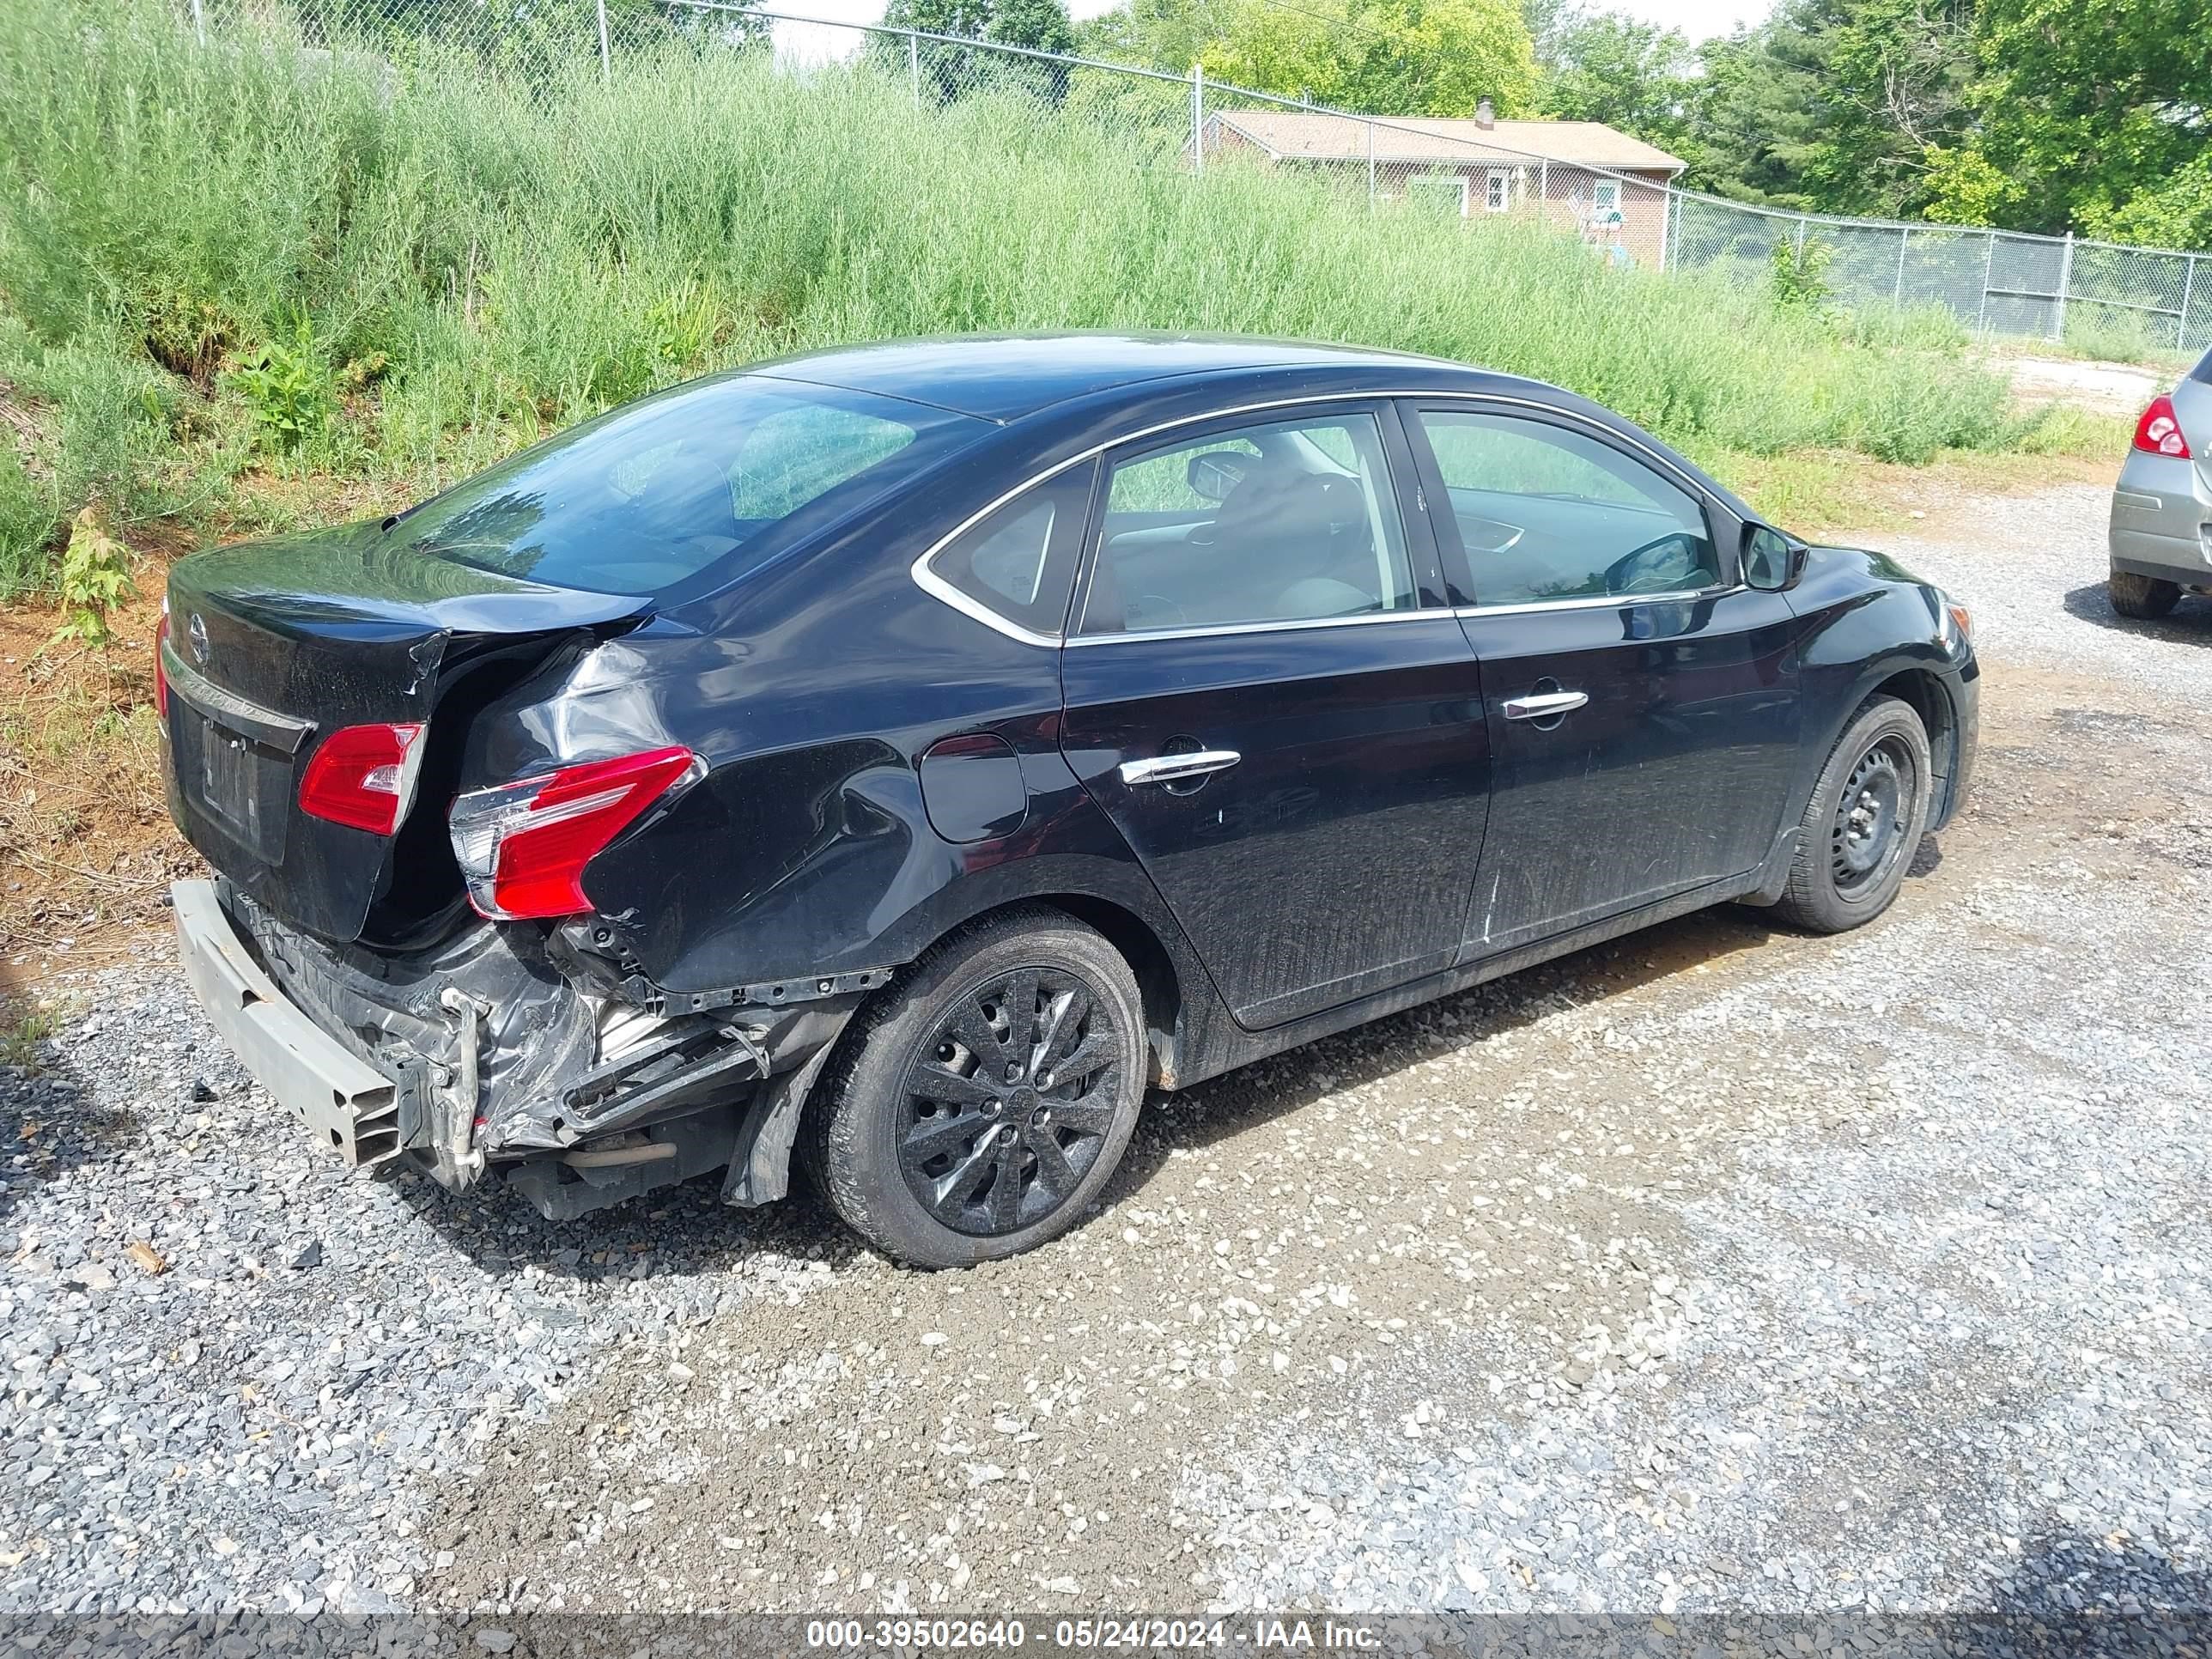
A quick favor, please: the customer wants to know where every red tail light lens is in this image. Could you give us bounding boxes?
[447,745,700,921]
[2134,395,2192,459]
[298,722,427,836]
[154,596,171,724]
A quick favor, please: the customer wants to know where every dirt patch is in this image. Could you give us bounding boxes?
[0,583,196,990]
[1997,352,2166,416]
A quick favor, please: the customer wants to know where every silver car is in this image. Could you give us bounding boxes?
[2110,345,2212,618]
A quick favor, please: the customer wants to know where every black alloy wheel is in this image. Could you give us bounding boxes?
[899,966,1122,1237]
[805,907,1146,1267]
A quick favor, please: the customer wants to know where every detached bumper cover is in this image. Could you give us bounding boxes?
[172,878,403,1165]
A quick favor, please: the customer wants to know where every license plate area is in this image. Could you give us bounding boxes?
[174,706,289,864]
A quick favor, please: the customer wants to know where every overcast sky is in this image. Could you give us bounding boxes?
[772,0,1773,66]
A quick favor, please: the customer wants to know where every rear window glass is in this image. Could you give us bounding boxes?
[389,374,985,599]
[2193,345,2212,386]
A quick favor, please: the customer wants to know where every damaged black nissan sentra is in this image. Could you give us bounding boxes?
[161,334,1978,1267]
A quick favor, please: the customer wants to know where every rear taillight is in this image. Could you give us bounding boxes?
[298,722,427,836]
[154,596,170,724]
[447,745,700,921]
[2134,395,2192,459]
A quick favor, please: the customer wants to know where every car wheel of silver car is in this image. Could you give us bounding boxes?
[1769,695,1932,935]
[805,906,1146,1267]
[2107,569,2181,621]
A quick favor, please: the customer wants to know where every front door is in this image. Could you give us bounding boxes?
[1402,403,1803,959]
[1058,405,1492,1030]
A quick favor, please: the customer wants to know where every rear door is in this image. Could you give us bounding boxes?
[1057,404,1492,1031]
[1401,403,1802,960]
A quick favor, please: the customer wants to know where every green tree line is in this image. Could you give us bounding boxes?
[1065,0,2211,248]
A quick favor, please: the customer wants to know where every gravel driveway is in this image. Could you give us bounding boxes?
[4,481,2209,1630]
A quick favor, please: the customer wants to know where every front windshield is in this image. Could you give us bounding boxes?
[391,374,987,599]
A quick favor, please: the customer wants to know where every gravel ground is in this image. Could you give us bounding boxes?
[4,480,2210,1628]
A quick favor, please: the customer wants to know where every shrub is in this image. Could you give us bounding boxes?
[227,316,337,454]
[1771,235,1833,311]
[49,507,135,646]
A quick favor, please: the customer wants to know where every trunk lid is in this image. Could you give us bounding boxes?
[162,522,650,943]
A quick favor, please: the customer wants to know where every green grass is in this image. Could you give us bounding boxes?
[2057,305,2195,372]
[0,1006,58,1071]
[0,0,2061,592]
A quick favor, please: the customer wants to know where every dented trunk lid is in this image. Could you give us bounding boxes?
[161,522,651,943]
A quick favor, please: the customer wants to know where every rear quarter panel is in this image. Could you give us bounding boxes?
[459,448,1203,1002]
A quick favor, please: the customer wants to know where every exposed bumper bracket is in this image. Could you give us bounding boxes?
[172,878,403,1166]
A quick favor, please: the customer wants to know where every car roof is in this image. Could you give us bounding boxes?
[749,331,1479,423]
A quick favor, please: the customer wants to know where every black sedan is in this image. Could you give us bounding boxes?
[160,335,1978,1267]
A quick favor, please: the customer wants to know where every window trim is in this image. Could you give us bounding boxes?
[913,462,1097,646]
[915,461,1094,644]
[907,391,1736,645]
[1485,170,1510,213]
[1074,401,1431,643]
[1399,399,1735,612]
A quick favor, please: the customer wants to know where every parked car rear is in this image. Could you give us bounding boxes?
[2108,344,2212,619]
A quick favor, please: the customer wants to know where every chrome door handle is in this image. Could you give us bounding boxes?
[1119,749,1242,787]
[1501,690,1589,721]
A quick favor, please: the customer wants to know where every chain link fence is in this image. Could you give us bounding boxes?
[169,0,2211,363]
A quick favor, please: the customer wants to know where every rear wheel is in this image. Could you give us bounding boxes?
[805,908,1146,1267]
[1769,696,1932,935]
[2108,568,2181,620]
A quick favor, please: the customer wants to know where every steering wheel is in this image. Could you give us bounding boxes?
[1127,593,1188,631]
[1605,533,1702,596]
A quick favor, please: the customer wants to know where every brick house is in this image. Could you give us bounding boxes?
[1203,101,1689,270]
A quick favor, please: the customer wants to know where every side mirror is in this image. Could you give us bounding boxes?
[1741,523,1808,592]
[1186,451,1247,504]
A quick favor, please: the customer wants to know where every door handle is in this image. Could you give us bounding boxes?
[1501,690,1589,721]
[1119,749,1242,787]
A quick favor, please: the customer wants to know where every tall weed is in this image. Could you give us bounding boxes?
[0,0,2036,584]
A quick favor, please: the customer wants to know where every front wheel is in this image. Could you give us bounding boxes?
[2108,568,2181,620]
[804,907,1146,1267]
[1768,696,1933,934]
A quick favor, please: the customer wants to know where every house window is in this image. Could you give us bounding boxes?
[1592,179,1621,221]
[1407,173,1472,218]
[1485,170,1510,213]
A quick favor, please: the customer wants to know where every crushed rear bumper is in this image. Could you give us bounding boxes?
[170,878,863,1218]
[173,878,405,1165]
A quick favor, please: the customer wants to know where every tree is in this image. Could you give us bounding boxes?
[1086,0,1537,118]
[1664,0,1970,217]
[1535,11,1698,157]
[876,0,1080,103]
[1928,0,2212,240]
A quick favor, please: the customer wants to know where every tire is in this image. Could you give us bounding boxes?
[803,906,1146,1267]
[2108,569,2181,621]
[1768,695,1933,935]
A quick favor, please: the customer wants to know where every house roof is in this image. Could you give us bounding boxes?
[1210,111,1686,174]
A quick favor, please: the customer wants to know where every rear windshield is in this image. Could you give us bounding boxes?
[388,374,987,599]
[2193,345,2212,386]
